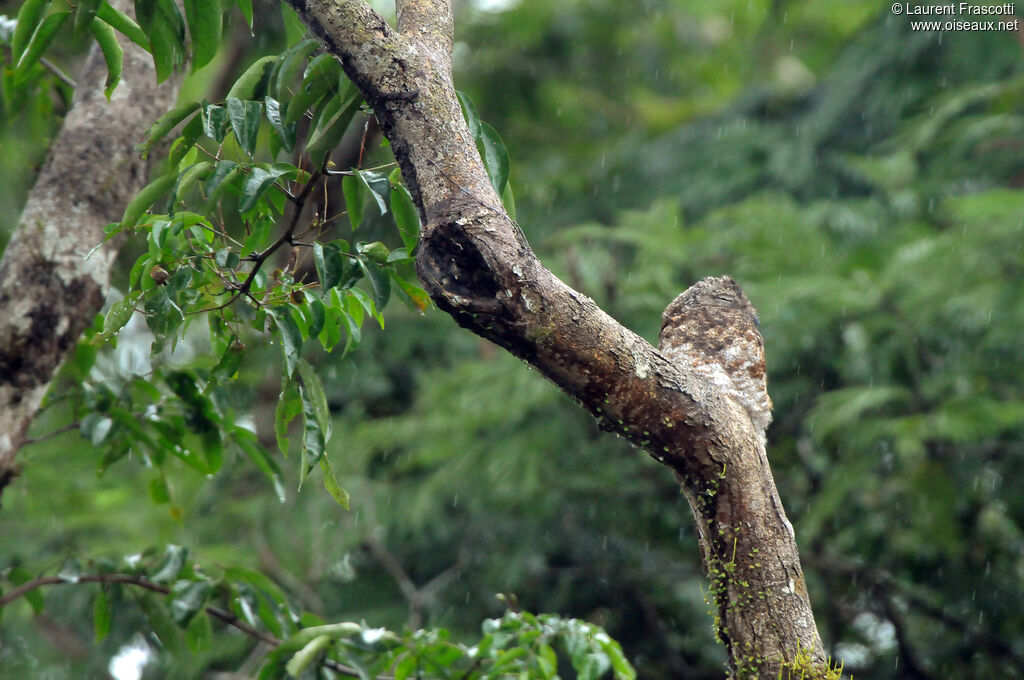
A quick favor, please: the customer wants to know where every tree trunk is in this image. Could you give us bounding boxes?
[0,1,181,498]
[285,0,833,677]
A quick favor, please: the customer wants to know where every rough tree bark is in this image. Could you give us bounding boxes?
[0,0,181,496]
[284,1,831,677]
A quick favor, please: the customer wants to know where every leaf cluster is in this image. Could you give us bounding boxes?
[1,547,635,680]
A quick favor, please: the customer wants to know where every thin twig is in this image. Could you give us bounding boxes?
[22,422,79,446]
[324,161,398,176]
[192,169,323,315]
[40,57,77,89]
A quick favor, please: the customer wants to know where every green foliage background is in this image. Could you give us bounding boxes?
[3,0,1024,678]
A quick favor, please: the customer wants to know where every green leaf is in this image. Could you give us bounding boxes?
[183,0,221,71]
[274,38,318,98]
[456,90,482,139]
[307,297,326,338]
[93,588,112,641]
[537,644,557,678]
[75,0,102,34]
[16,12,71,83]
[138,0,186,83]
[143,286,184,343]
[121,172,177,227]
[275,382,301,456]
[149,474,171,504]
[168,114,204,167]
[317,304,342,351]
[283,86,321,126]
[357,169,390,215]
[214,247,240,269]
[102,292,140,338]
[96,1,148,49]
[281,4,308,47]
[341,309,362,354]
[174,160,214,203]
[201,102,229,142]
[170,580,211,626]
[357,257,390,310]
[299,387,325,487]
[243,219,272,257]
[390,270,430,313]
[477,120,510,194]
[600,638,636,679]
[320,455,349,508]
[343,175,366,230]
[240,165,289,212]
[8,567,44,613]
[501,178,517,220]
[358,240,389,265]
[226,55,275,100]
[138,102,200,159]
[226,96,262,157]
[389,171,420,251]
[12,0,49,60]
[285,634,331,677]
[303,53,342,91]
[136,591,185,655]
[283,56,344,128]
[305,91,360,166]
[164,370,223,473]
[313,240,346,291]
[394,653,417,680]
[235,0,253,29]
[456,91,511,194]
[297,360,330,437]
[151,544,189,583]
[88,18,122,98]
[270,307,303,377]
[79,413,113,445]
[344,289,366,329]
[203,159,240,209]
[210,340,243,383]
[265,96,297,152]
[186,610,213,654]
[232,428,285,500]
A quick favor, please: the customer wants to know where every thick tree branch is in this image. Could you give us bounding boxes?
[289,1,827,676]
[396,0,454,59]
[0,0,181,496]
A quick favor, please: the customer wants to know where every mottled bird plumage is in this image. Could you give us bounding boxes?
[658,275,772,434]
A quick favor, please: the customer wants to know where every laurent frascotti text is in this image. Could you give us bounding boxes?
[893,3,1014,13]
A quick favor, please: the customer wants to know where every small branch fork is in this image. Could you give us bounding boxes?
[0,573,376,679]
[198,168,323,314]
[288,0,827,676]
[363,535,468,630]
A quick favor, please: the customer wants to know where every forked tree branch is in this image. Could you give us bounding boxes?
[285,0,832,676]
